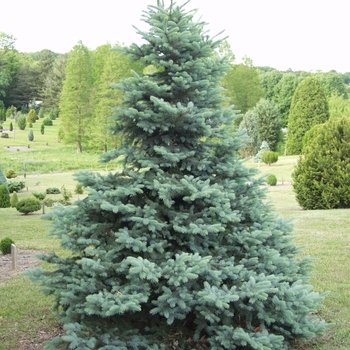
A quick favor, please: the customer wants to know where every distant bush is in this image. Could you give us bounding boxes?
[10,191,18,207]
[49,109,59,120]
[6,169,17,179]
[43,197,55,207]
[9,122,13,131]
[0,183,10,208]
[1,132,9,138]
[16,197,41,215]
[46,187,61,194]
[266,174,277,186]
[28,128,34,141]
[41,124,45,135]
[8,181,26,193]
[261,151,279,165]
[17,115,27,130]
[32,191,46,201]
[0,237,15,255]
[27,109,37,124]
[43,118,53,126]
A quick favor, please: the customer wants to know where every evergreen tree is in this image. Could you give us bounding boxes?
[293,116,350,209]
[27,108,37,123]
[10,190,18,207]
[30,2,328,349]
[59,42,93,153]
[286,76,329,155]
[0,183,10,208]
[253,98,282,151]
[239,110,260,156]
[28,128,34,141]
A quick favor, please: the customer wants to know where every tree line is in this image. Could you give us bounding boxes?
[1,31,350,155]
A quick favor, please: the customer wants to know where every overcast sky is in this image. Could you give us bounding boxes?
[1,0,349,72]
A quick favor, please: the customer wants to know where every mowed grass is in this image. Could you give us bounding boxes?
[0,155,349,349]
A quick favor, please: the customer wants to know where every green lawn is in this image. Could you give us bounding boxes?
[0,155,349,349]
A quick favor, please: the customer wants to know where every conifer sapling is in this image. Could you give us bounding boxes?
[29,1,328,349]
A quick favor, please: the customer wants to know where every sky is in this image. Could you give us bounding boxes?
[1,0,349,73]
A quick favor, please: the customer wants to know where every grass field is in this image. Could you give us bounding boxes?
[0,144,349,348]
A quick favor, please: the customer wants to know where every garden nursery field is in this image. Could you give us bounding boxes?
[0,118,349,349]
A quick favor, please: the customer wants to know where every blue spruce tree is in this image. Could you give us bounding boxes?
[30,1,328,349]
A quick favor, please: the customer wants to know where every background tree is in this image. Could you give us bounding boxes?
[0,183,10,208]
[41,54,67,111]
[259,69,283,100]
[286,76,329,155]
[59,42,93,153]
[223,56,264,121]
[30,2,327,349]
[272,72,300,126]
[293,117,350,209]
[239,110,260,156]
[328,94,350,119]
[91,43,143,152]
[253,98,282,151]
[316,71,348,99]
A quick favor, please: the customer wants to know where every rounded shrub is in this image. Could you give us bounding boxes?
[266,174,277,186]
[46,187,61,194]
[293,116,350,209]
[5,169,17,179]
[261,150,279,165]
[17,115,27,130]
[32,191,46,201]
[0,237,15,255]
[8,181,25,193]
[16,197,41,215]
[43,118,53,126]
[0,132,9,138]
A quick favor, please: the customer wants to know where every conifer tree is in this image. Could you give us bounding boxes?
[30,1,327,349]
[286,76,329,155]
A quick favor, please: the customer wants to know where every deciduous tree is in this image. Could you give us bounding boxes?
[59,42,93,153]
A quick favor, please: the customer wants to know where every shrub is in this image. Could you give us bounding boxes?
[32,191,46,201]
[254,141,269,163]
[49,108,59,120]
[28,128,34,141]
[38,108,45,119]
[46,187,61,194]
[43,197,55,207]
[41,124,45,135]
[0,237,15,255]
[261,150,279,165]
[59,185,72,205]
[9,122,13,131]
[16,197,41,215]
[293,116,350,209]
[74,183,84,196]
[27,109,37,123]
[10,191,19,207]
[0,132,9,138]
[266,174,277,186]
[43,118,53,126]
[0,183,10,207]
[5,169,17,179]
[17,115,27,130]
[8,181,26,193]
